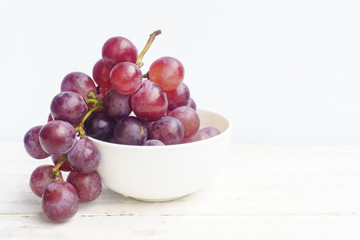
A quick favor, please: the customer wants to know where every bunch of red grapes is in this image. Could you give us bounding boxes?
[23,30,221,222]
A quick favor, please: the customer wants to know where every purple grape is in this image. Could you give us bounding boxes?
[198,127,221,137]
[67,139,100,173]
[143,139,165,146]
[50,91,88,125]
[149,116,184,145]
[84,111,116,141]
[187,98,197,110]
[42,181,79,222]
[61,72,97,98]
[67,171,102,203]
[102,88,132,119]
[113,116,148,145]
[39,120,77,155]
[24,125,50,159]
[165,82,190,110]
[29,165,62,197]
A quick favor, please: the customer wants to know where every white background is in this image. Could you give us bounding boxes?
[1,0,360,145]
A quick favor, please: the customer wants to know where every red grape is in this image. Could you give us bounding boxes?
[24,125,50,159]
[50,91,88,125]
[181,131,210,144]
[67,139,100,173]
[39,120,77,155]
[131,80,168,121]
[67,171,102,203]
[149,116,184,145]
[199,127,221,137]
[148,56,184,91]
[29,165,62,197]
[113,116,148,145]
[143,139,165,146]
[165,82,190,110]
[102,88,132,120]
[61,72,97,98]
[102,36,138,68]
[42,181,79,222]
[169,106,200,137]
[92,59,112,90]
[110,62,142,95]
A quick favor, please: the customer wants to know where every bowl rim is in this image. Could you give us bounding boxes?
[89,108,232,149]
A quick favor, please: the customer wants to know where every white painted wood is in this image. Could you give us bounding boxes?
[1,215,360,240]
[1,142,360,239]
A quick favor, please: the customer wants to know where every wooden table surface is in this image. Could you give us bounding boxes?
[1,142,360,239]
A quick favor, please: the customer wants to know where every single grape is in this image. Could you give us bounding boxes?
[169,106,200,137]
[92,59,112,90]
[198,127,221,137]
[42,181,80,222]
[67,171,102,203]
[61,72,97,98]
[113,116,148,145]
[29,165,62,197]
[39,120,77,155]
[131,80,168,121]
[187,98,197,110]
[102,88,132,120]
[67,138,100,173]
[165,82,190,110]
[149,116,184,145]
[50,91,88,125]
[148,56,184,91]
[110,62,142,95]
[102,36,138,68]
[51,155,72,172]
[143,139,165,146]
[181,131,209,144]
[84,110,116,141]
[24,125,50,159]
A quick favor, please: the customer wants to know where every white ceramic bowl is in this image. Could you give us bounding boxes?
[90,109,232,202]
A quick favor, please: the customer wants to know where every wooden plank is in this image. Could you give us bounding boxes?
[2,142,360,239]
[2,143,360,217]
[0,215,359,240]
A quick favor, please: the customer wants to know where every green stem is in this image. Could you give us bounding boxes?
[51,155,67,182]
[136,30,162,68]
[85,98,99,105]
[75,101,103,138]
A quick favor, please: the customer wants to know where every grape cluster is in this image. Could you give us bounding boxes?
[24,30,221,222]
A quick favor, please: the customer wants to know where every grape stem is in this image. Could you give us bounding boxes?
[51,155,67,182]
[136,30,162,68]
[76,91,104,138]
[75,103,103,139]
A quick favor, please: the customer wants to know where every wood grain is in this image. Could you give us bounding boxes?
[1,143,360,239]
